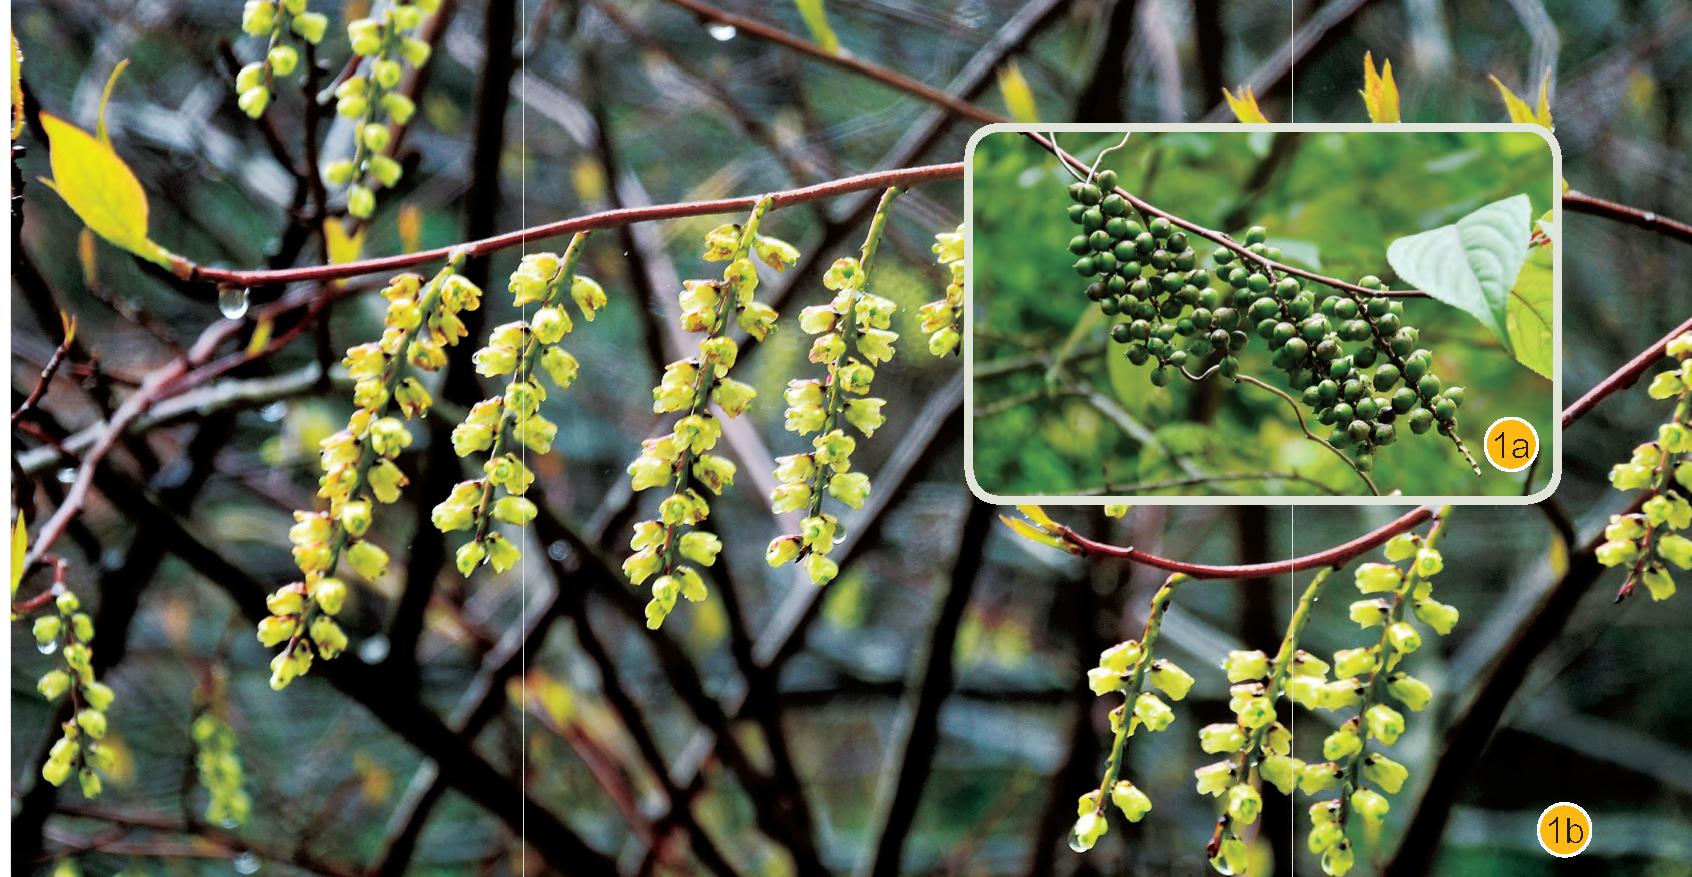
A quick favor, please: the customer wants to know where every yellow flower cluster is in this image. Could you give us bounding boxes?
[325,0,442,217]
[193,709,251,828]
[433,233,601,576]
[920,225,965,356]
[1071,576,1189,854]
[623,197,791,628]
[33,590,117,798]
[767,188,900,585]
[1296,519,1453,877]
[261,259,480,689]
[234,0,328,118]
[1597,332,1692,601]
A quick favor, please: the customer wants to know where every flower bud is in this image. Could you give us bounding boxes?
[266,587,305,616]
[242,1,277,36]
[267,44,299,77]
[292,11,329,43]
[679,531,722,567]
[315,578,348,615]
[804,551,838,586]
[1226,783,1262,824]
[1363,753,1409,794]
[1299,762,1342,796]
[1386,672,1432,712]
[1260,754,1303,795]
[1354,562,1402,594]
[37,669,71,700]
[1098,640,1141,673]
[1322,723,1362,760]
[1070,811,1108,852]
[1198,722,1246,754]
[32,615,62,645]
[1147,659,1194,701]
[1386,620,1422,654]
[256,615,297,647]
[1413,598,1459,635]
[1111,780,1152,822]
[1193,760,1235,797]
[1132,692,1175,732]
[238,86,270,119]
[1348,599,1391,628]
[347,185,376,219]
[346,539,389,580]
[765,535,802,567]
[1364,703,1406,744]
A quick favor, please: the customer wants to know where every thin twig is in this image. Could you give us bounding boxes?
[1235,373,1381,496]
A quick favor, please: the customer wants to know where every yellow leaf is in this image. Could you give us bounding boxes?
[1488,72,1553,129]
[997,61,1040,123]
[1104,504,1131,519]
[324,217,365,265]
[1361,51,1400,123]
[999,515,1073,554]
[794,0,841,54]
[12,512,27,598]
[244,316,274,357]
[1221,86,1269,123]
[77,228,97,285]
[396,204,423,254]
[11,35,23,141]
[39,65,173,268]
[1015,504,1057,529]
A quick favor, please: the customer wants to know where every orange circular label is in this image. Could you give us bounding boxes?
[1483,417,1540,473]
[1537,802,1592,858]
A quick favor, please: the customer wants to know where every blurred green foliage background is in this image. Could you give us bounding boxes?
[971,130,1555,498]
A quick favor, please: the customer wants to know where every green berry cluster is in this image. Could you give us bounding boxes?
[433,233,601,576]
[325,0,441,218]
[1070,575,1193,853]
[768,189,900,585]
[1064,172,1237,388]
[234,0,329,119]
[1597,331,1692,601]
[264,258,481,689]
[623,198,790,629]
[1063,176,1471,474]
[32,590,117,798]
[192,710,251,828]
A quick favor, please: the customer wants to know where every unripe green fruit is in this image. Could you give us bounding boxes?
[1374,423,1396,445]
[1247,273,1270,293]
[1329,357,1354,380]
[1332,402,1355,423]
[1174,250,1196,271]
[1249,297,1279,321]
[1334,298,1360,320]
[1154,323,1177,342]
[1130,278,1152,298]
[1166,231,1187,251]
[1283,338,1310,360]
[1317,379,1339,403]
[1244,225,1268,245]
[1151,366,1171,387]
[1358,274,1382,289]
[1111,323,1132,343]
[1168,350,1189,367]
[1408,407,1434,433]
[1189,269,1211,288]
[1256,318,1279,339]
[1286,295,1314,319]
[1198,287,1220,310]
[1209,329,1230,348]
[1444,386,1464,406]
[1191,308,1213,329]
[1366,296,1392,317]
[1342,320,1372,342]
[1356,397,1380,419]
[1213,248,1235,265]
[1300,317,1328,342]
[1392,387,1418,412]
[1134,232,1156,254]
[1219,356,1239,379]
[1067,204,1087,224]
[1067,182,1086,202]
[1102,194,1127,216]
[1159,298,1182,319]
[1434,398,1457,421]
[1094,252,1117,273]
[1113,241,1137,261]
[1079,184,1102,204]
[1264,246,1282,261]
[1073,256,1096,276]
[1126,344,1150,365]
[1272,322,1297,344]
[1098,296,1120,315]
[1083,208,1105,231]
[1417,374,1442,397]
[1276,277,1300,298]
[1149,217,1173,237]
[1090,230,1113,251]
[1352,346,1378,368]
[1349,419,1374,443]
[1342,379,1365,401]
[1390,328,1417,356]
[1107,274,1129,295]
[1315,338,1342,361]
[1161,273,1184,293]
[1374,364,1400,390]
[1150,249,1173,270]
[1403,352,1430,381]
[1355,451,1374,471]
[1229,331,1249,351]
[1124,220,1146,238]
[1086,281,1107,300]
[1176,318,1196,336]
[1129,320,1152,340]
[1105,217,1129,237]
[1376,312,1402,334]
[1070,235,1091,255]
[1212,307,1238,329]
[1304,386,1323,406]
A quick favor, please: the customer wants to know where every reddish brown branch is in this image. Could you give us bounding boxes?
[1564,190,1692,245]
[655,0,1002,125]
[12,317,76,423]
[1563,314,1692,427]
[187,162,962,287]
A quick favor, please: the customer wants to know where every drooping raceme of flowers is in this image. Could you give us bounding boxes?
[767,187,900,585]
[326,0,442,217]
[1304,513,1455,876]
[1070,574,1191,853]
[920,224,965,356]
[33,589,117,798]
[260,257,481,689]
[432,232,602,576]
[233,0,329,118]
[1597,331,1692,601]
[192,682,251,828]
[623,197,790,628]
[1196,568,1334,875]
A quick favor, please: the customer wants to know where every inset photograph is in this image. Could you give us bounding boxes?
[966,126,1559,502]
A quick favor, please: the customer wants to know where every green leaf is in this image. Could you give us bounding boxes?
[1385,194,1531,353]
[793,0,840,54]
[12,512,27,598]
[1506,212,1554,379]
[38,62,174,268]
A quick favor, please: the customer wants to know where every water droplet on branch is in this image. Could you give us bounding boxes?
[218,287,251,320]
[707,23,737,41]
